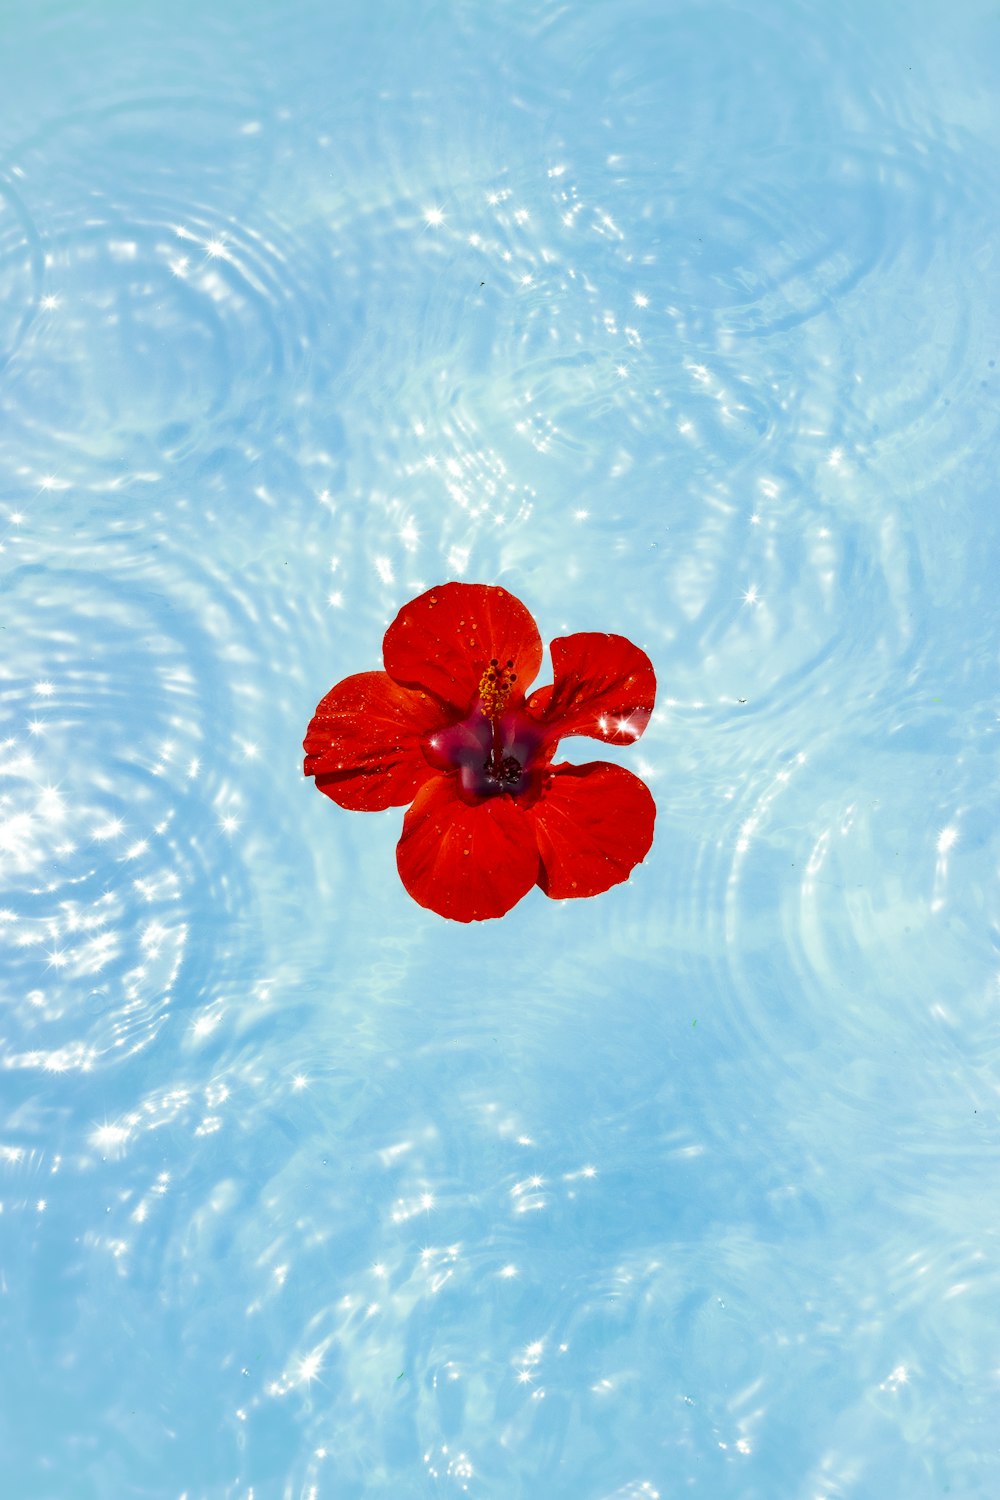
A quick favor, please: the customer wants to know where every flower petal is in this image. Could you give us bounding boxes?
[396,776,541,922]
[529,761,655,899]
[526,633,656,746]
[304,670,444,811]
[382,582,543,716]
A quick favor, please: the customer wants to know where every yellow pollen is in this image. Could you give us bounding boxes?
[479,658,517,716]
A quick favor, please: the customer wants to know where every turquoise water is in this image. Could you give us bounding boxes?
[1,1,998,1495]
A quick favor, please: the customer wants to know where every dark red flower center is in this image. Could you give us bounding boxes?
[422,657,549,801]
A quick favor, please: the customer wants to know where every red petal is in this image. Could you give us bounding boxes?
[303,671,444,811]
[526,633,656,746]
[396,776,541,922]
[382,582,543,716]
[529,761,655,899]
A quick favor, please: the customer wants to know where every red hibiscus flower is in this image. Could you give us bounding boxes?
[303,582,656,922]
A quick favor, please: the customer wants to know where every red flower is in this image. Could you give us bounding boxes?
[303,583,656,922]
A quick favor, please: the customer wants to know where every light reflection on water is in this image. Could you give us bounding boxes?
[1,0,999,1495]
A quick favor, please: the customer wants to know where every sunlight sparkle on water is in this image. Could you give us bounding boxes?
[203,235,232,261]
[92,1122,131,1154]
[93,818,125,841]
[296,1349,324,1385]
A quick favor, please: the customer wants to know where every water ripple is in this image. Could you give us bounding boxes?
[0,557,267,1078]
[0,173,44,372]
[1,1,998,1494]
[0,94,354,466]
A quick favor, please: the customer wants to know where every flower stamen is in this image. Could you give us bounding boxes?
[479,657,517,718]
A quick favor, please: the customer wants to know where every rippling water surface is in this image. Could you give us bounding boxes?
[1,2,998,1495]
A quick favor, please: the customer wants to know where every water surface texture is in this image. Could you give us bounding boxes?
[1,2,998,1496]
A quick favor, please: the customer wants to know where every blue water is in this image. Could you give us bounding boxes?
[1,1,998,1495]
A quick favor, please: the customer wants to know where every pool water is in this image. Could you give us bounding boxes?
[1,2,998,1496]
